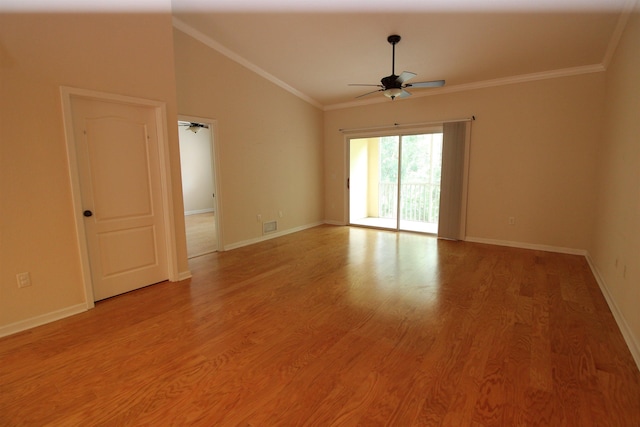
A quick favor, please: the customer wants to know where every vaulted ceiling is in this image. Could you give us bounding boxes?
[171,0,633,109]
[3,0,633,109]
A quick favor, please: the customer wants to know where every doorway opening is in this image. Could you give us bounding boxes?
[178,119,220,258]
[349,130,443,234]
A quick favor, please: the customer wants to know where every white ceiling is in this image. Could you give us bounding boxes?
[3,0,633,109]
[171,0,634,109]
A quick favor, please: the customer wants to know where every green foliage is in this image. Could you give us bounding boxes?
[379,133,443,223]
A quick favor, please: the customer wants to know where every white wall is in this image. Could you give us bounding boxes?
[178,126,215,214]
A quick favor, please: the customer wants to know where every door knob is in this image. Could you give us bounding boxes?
[83,210,93,217]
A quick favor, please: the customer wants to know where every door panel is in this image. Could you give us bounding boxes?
[71,97,168,301]
[87,117,153,219]
[349,136,399,230]
[399,133,442,233]
[97,226,158,276]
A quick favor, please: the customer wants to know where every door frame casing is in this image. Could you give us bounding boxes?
[60,86,179,308]
[177,114,224,252]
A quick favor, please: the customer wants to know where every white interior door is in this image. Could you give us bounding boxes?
[70,97,168,300]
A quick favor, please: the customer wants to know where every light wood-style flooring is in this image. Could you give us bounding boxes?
[185,212,217,258]
[1,225,639,425]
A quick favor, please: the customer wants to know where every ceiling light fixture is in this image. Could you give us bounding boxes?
[383,88,403,99]
[180,122,209,133]
[349,34,445,100]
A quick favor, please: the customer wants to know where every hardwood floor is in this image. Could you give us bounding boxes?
[1,225,639,426]
[185,212,217,258]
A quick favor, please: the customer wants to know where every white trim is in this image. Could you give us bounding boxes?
[224,221,324,251]
[0,304,87,339]
[172,17,323,110]
[602,0,638,69]
[325,64,605,111]
[324,220,347,226]
[60,88,96,308]
[185,208,215,216]
[60,86,179,304]
[339,117,474,134]
[177,270,193,281]
[155,102,180,282]
[464,236,587,255]
[585,253,640,370]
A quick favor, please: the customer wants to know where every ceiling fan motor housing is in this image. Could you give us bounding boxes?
[349,33,444,100]
[381,74,402,89]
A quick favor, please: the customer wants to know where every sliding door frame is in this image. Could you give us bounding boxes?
[345,125,443,233]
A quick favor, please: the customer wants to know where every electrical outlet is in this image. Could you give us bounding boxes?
[257,214,262,223]
[17,272,31,288]
[278,211,283,218]
[508,217,515,225]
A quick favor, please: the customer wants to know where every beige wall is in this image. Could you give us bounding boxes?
[591,11,640,360]
[0,13,187,328]
[325,73,604,250]
[172,29,325,247]
[1,10,637,363]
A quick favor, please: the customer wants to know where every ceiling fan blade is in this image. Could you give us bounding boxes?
[405,79,446,88]
[355,89,383,99]
[399,89,412,98]
[349,84,384,87]
[397,71,416,84]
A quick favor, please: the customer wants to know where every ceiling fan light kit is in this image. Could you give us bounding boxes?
[178,122,209,133]
[350,34,445,100]
[384,88,403,99]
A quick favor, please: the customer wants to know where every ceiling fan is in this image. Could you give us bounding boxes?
[349,35,445,100]
[178,121,209,133]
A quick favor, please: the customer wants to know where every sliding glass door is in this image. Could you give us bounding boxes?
[349,131,443,233]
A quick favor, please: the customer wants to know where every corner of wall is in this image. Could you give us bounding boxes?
[585,252,640,371]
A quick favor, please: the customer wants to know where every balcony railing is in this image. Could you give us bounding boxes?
[379,182,441,223]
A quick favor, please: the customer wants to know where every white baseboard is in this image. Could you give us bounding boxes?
[0,303,88,339]
[585,253,640,371]
[464,236,587,256]
[324,220,347,226]
[224,221,324,251]
[177,270,192,281]
[184,208,214,216]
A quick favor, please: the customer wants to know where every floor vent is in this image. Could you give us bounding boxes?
[263,220,278,234]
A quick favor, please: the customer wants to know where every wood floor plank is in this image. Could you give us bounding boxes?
[1,225,639,426]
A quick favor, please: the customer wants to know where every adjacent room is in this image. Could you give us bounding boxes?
[1,0,639,424]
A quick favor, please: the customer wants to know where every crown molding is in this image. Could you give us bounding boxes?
[602,0,638,69]
[173,14,626,113]
[172,17,323,110]
[324,64,606,111]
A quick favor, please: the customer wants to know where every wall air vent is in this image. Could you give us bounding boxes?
[263,220,277,234]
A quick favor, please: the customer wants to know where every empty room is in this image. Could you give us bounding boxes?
[1,0,639,425]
